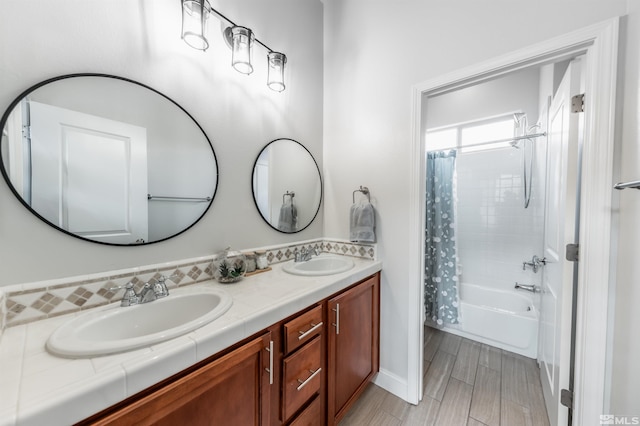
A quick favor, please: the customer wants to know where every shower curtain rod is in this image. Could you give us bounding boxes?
[428,131,547,152]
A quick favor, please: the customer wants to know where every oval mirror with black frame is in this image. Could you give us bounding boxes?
[252,138,322,233]
[0,74,218,245]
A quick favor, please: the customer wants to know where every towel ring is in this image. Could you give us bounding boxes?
[352,186,370,203]
[283,191,295,204]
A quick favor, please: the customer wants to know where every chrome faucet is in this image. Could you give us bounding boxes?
[111,282,139,307]
[295,246,320,262]
[138,283,158,304]
[522,255,547,273]
[110,275,173,307]
[152,275,171,298]
[515,282,540,293]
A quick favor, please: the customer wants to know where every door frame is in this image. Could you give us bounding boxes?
[407,18,619,425]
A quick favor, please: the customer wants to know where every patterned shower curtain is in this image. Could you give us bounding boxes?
[425,150,459,325]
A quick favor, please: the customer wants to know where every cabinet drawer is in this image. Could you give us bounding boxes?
[284,304,323,354]
[288,395,321,426]
[282,336,322,421]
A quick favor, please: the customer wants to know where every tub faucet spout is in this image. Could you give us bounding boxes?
[515,282,540,293]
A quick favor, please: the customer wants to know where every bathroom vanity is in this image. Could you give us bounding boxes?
[0,255,381,426]
[80,272,379,425]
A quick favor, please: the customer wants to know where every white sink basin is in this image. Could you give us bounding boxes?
[46,286,232,358]
[283,255,355,276]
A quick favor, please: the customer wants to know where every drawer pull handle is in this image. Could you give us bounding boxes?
[298,322,323,340]
[296,368,322,391]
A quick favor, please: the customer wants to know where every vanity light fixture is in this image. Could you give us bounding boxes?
[180,1,287,91]
[181,0,211,51]
[231,26,254,75]
[267,51,287,92]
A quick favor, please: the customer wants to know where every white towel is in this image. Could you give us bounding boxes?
[278,200,297,232]
[349,200,376,243]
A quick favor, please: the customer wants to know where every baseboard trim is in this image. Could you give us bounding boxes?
[372,368,409,402]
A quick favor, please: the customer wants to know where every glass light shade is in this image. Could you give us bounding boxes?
[181,0,210,51]
[231,26,255,75]
[267,52,287,92]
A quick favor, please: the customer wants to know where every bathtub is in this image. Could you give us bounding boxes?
[437,283,538,358]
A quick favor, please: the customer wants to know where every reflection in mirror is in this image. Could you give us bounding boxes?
[252,139,322,233]
[0,74,218,245]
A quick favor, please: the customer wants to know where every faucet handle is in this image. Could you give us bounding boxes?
[152,275,172,298]
[109,282,139,306]
[109,282,134,292]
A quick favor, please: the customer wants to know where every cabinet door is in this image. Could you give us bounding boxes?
[92,332,272,426]
[327,273,380,425]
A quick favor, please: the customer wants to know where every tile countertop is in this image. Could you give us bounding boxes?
[0,256,382,426]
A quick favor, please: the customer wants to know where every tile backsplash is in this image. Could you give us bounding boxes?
[1,239,376,329]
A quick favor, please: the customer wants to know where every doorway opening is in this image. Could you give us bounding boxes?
[408,18,619,426]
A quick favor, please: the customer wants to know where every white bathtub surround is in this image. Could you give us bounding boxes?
[1,238,376,329]
[0,255,382,426]
[431,283,538,358]
[456,148,545,295]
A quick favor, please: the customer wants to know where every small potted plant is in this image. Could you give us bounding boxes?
[213,247,247,283]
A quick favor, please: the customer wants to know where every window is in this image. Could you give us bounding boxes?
[426,114,517,153]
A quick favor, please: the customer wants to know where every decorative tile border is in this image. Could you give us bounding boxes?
[1,238,376,329]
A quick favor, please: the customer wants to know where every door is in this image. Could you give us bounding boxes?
[539,60,581,426]
[29,101,148,244]
[90,332,273,425]
[327,274,380,425]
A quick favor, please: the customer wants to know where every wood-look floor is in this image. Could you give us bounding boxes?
[339,327,549,426]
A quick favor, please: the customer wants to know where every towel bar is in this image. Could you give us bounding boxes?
[352,186,370,203]
[283,191,295,203]
[614,180,640,190]
[147,194,211,202]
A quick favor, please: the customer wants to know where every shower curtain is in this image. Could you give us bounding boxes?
[425,150,459,325]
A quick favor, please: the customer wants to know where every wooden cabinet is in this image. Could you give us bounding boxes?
[81,272,380,426]
[327,273,380,425]
[281,304,324,424]
[85,332,273,426]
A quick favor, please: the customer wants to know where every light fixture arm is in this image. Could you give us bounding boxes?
[207,6,275,54]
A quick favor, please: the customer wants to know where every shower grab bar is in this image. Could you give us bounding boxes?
[614,180,640,190]
[147,194,211,202]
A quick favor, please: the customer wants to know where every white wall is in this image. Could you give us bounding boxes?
[426,66,541,129]
[609,0,640,414]
[0,0,324,285]
[323,0,637,411]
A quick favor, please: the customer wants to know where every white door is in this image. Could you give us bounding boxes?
[29,101,148,244]
[539,60,581,426]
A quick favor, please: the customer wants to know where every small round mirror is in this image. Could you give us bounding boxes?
[251,138,322,233]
